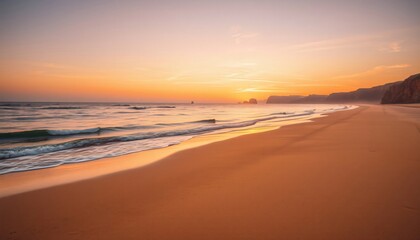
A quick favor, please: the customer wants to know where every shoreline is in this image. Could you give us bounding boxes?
[0,109,335,198]
[0,104,419,239]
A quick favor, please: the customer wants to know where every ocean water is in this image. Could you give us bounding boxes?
[0,102,352,174]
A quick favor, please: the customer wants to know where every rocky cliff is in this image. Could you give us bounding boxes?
[267,80,403,104]
[381,74,420,104]
[326,82,399,103]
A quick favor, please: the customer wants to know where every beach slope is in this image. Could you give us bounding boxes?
[1,105,419,240]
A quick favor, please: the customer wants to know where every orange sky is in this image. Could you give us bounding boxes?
[0,0,419,102]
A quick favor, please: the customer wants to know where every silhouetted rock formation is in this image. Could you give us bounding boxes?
[267,79,405,104]
[249,98,257,104]
[326,82,399,103]
[381,73,420,104]
[243,98,258,104]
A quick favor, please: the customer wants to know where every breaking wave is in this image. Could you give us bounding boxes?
[0,112,312,160]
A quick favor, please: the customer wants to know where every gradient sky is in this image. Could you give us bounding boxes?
[1,0,419,102]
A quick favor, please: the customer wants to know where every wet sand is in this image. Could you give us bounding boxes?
[0,104,419,240]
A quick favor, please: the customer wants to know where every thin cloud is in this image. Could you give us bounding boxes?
[236,87,280,93]
[135,67,150,71]
[227,78,278,83]
[174,80,225,85]
[333,64,410,79]
[221,62,257,68]
[33,71,106,79]
[166,72,194,81]
[221,71,276,83]
[31,62,107,79]
[166,75,181,81]
[289,34,380,52]
[173,78,277,86]
[288,28,410,53]
[379,41,402,53]
[31,62,76,70]
[230,26,259,45]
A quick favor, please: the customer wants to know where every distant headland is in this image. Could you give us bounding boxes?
[266,73,420,104]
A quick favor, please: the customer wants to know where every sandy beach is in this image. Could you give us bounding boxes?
[0,104,419,240]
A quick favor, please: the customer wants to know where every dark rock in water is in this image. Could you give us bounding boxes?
[381,73,420,104]
[249,98,257,104]
[242,98,257,104]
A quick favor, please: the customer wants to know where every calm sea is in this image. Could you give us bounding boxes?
[0,102,353,174]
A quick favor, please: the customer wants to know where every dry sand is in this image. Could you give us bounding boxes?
[0,104,419,240]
